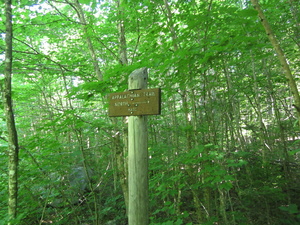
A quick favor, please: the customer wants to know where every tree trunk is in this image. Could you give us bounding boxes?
[113,0,130,215]
[251,0,300,125]
[3,0,19,223]
[67,0,103,80]
[116,0,128,65]
[251,53,269,164]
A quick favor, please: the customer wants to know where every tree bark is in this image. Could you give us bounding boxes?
[116,0,130,213]
[116,0,128,65]
[67,0,103,80]
[3,0,19,223]
[250,0,300,125]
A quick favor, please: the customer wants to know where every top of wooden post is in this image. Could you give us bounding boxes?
[128,67,148,90]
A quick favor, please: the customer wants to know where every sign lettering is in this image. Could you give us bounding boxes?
[108,88,161,117]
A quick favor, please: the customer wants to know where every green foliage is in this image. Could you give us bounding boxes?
[1,0,300,224]
[280,204,299,215]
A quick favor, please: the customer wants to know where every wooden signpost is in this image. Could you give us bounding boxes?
[108,68,161,225]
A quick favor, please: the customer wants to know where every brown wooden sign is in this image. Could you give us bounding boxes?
[108,88,161,117]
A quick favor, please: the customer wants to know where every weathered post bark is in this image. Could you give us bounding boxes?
[128,68,149,225]
[3,0,19,223]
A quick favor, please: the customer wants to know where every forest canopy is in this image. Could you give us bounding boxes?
[0,0,300,224]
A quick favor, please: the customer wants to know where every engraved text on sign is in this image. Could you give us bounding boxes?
[108,88,161,117]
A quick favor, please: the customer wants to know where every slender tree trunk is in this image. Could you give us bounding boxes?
[3,0,19,223]
[265,65,291,203]
[75,128,99,224]
[288,0,300,48]
[116,0,128,65]
[218,187,228,225]
[112,0,131,215]
[114,128,129,213]
[163,1,197,219]
[251,54,269,164]
[163,0,179,50]
[251,0,300,125]
[67,0,103,80]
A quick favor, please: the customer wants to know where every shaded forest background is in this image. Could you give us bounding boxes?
[1,0,300,224]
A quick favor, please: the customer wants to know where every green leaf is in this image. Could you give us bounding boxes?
[175,218,183,225]
[219,181,233,191]
[162,221,174,225]
[238,8,257,17]
[288,149,300,156]
[79,0,92,5]
[279,204,299,214]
